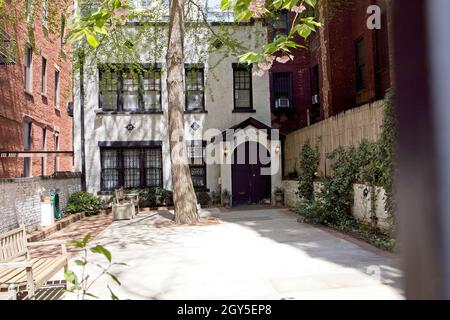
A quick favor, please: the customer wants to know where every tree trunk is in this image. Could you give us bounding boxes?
[166,0,199,224]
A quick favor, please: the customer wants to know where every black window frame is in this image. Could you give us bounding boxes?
[185,64,206,113]
[0,29,16,65]
[232,63,254,112]
[355,37,366,92]
[270,11,290,41]
[24,44,33,93]
[100,144,163,192]
[272,72,293,110]
[187,140,207,191]
[98,64,162,113]
[54,68,60,108]
[41,56,47,95]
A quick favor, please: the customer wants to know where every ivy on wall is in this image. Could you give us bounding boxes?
[295,91,396,251]
[297,140,318,202]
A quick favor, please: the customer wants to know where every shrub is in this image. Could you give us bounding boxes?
[211,190,221,205]
[64,192,101,216]
[139,187,174,208]
[298,140,318,201]
[197,192,211,206]
[163,189,174,206]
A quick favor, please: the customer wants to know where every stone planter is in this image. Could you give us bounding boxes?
[274,193,284,206]
[222,197,231,208]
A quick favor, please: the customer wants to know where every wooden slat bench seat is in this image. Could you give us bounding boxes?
[0,225,68,299]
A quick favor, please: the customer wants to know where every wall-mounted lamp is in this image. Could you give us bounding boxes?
[275,145,281,155]
[223,147,229,156]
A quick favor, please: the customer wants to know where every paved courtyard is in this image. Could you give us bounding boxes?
[62,208,403,300]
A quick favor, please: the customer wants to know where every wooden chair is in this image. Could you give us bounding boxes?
[113,187,138,219]
[0,225,68,299]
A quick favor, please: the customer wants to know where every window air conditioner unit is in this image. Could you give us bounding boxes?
[275,98,290,108]
[312,94,320,105]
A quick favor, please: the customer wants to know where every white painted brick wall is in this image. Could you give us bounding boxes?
[0,173,82,233]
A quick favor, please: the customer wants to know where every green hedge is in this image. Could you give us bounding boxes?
[64,192,101,216]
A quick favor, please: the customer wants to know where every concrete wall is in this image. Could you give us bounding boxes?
[284,100,385,177]
[0,173,81,233]
[282,180,392,230]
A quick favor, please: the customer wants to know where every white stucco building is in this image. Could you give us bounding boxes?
[73,1,282,206]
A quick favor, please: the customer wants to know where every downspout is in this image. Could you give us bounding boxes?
[79,52,86,191]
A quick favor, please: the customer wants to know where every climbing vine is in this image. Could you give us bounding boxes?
[297,140,318,201]
[295,92,397,250]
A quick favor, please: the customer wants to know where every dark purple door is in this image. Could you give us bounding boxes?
[232,142,271,206]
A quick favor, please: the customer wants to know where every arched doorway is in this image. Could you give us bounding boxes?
[232,141,271,206]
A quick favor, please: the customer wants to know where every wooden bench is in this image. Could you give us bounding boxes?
[0,225,68,299]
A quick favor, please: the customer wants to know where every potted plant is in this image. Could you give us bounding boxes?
[288,167,299,179]
[274,186,285,206]
[221,189,231,208]
[197,192,211,208]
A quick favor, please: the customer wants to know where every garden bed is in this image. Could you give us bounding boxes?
[295,211,396,253]
[27,212,86,242]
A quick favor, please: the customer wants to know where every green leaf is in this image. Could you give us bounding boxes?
[74,259,87,266]
[82,234,92,246]
[84,292,99,299]
[84,30,99,48]
[305,0,317,7]
[238,52,262,64]
[64,270,78,286]
[107,272,121,285]
[108,285,119,300]
[94,26,107,35]
[90,244,112,262]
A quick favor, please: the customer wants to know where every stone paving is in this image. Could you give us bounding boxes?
[29,213,113,258]
[60,207,404,300]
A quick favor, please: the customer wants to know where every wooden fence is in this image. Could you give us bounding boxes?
[284,100,386,176]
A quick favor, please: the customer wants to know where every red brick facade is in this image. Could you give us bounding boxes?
[0,1,73,178]
[271,0,392,134]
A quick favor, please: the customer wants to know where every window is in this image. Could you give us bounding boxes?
[42,0,47,27]
[271,11,290,40]
[0,29,16,64]
[99,65,162,112]
[100,147,163,191]
[187,141,206,190]
[185,65,205,112]
[41,57,47,95]
[54,69,60,108]
[23,121,32,177]
[272,72,293,109]
[207,0,234,22]
[233,64,253,110]
[24,45,33,93]
[355,38,366,92]
[122,70,140,111]
[142,68,162,111]
[99,67,119,111]
[53,131,59,172]
[131,0,153,10]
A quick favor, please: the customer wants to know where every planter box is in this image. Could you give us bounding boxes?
[27,212,85,242]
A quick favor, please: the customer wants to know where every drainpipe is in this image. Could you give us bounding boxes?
[79,52,86,191]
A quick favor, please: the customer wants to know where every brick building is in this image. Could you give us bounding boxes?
[270,0,392,135]
[0,0,74,178]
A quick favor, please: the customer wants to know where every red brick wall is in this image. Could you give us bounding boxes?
[271,0,392,133]
[0,1,73,178]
